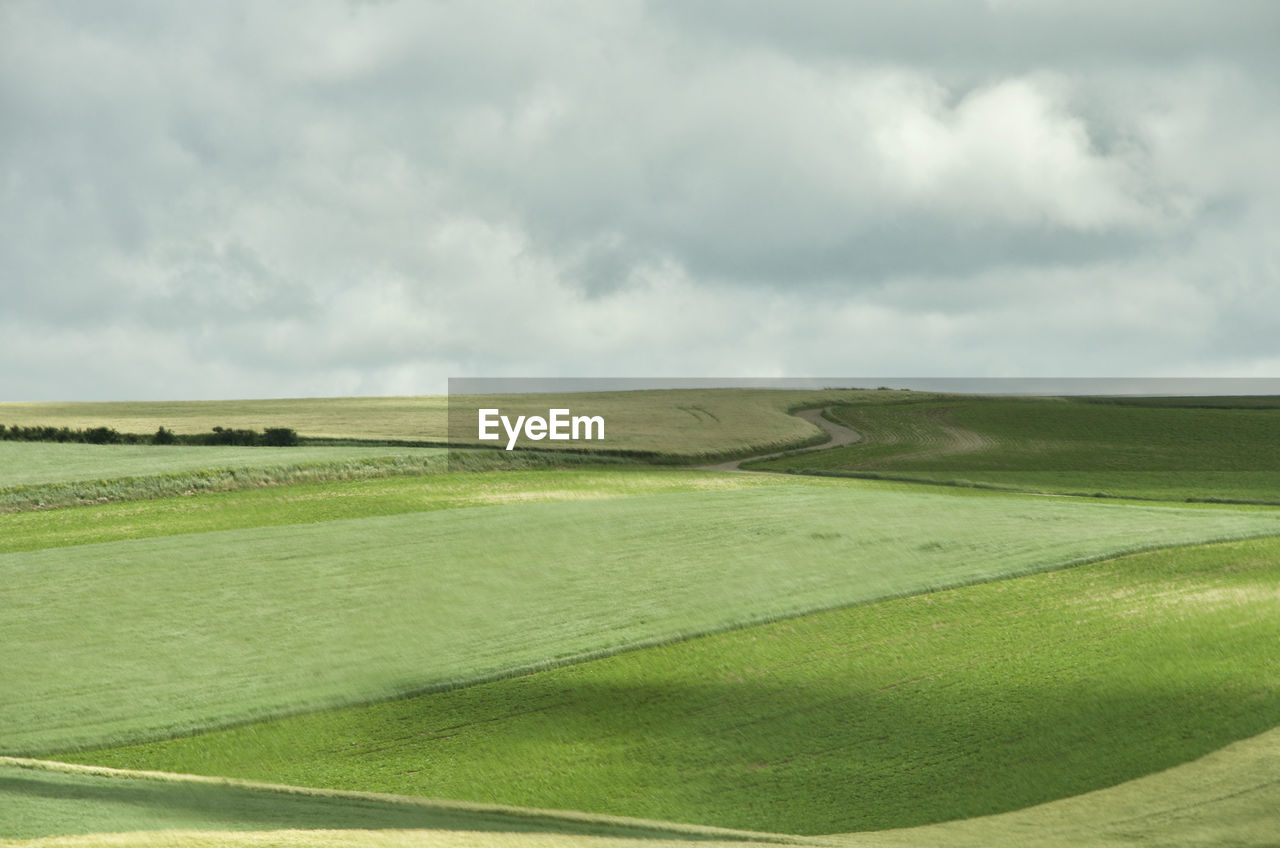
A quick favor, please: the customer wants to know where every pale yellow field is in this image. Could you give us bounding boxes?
[0,388,906,459]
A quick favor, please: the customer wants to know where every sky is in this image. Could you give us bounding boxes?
[2,0,1278,400]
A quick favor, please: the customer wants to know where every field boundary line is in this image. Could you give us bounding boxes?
[0,757,809,845]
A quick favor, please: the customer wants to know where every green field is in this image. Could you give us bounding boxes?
[749,396,1280,502]
[4,390,1280,847]
[0,441,637,512]
[0,443,448,489]
[0,759,765,845]
[0,469,773,554]
[71,537,1280,834]
[12,474,1279,754]
[6,723,1279,848]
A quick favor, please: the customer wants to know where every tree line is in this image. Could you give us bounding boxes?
[1,424,300,446]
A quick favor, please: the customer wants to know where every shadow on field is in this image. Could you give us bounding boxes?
[371,671,1278,835]
[0,766,733,842]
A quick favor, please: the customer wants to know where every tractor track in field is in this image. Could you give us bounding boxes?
[699,408,862,473]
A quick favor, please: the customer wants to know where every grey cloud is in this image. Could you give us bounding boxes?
[647,1,1280,77]
[0,0,1276,399]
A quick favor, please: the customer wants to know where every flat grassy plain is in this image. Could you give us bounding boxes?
[749,397,1280,502]
[72,537,1280,834]
[7,476,1280,755]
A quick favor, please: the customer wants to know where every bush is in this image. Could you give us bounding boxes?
[262,427,299,447]
[152,426,177,445]
[207,426,261,446]
[82,426,122,445]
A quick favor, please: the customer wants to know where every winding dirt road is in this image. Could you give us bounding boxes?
[699,408,862,472]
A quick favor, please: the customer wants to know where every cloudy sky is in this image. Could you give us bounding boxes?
[2,1,1277,400]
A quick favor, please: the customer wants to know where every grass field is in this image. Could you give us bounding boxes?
[69,536,1280,834]
[5,389,1280,846]
[748,396,1280,502]
[8,475,1280,755]
[0,443,448,489]
[0,441,639,512]
[0,759,772,845]
[7,721,1280,847]
[0,469,774,554]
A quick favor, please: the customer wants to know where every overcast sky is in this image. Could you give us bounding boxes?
[2,1,1277,400]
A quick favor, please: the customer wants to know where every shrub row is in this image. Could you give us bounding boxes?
[1,425,299,447]
[0,425,134,444]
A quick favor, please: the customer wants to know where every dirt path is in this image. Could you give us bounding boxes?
[699,408,862,472]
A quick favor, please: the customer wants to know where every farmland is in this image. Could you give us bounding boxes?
[3,389,1279,847]
[749,396,1280,502]
[72,537,1280,834]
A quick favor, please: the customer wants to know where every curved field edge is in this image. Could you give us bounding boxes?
[5,726,1279,846]
[0,758,796,845]
[852,724,1280,847]
[76,536,1280,834]
[8,482,1280,754]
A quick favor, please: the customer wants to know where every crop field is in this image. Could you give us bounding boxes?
[3,389,1280,847]
[71,537,1280,834]
[0,443,449,489]
[748,396,1280,502]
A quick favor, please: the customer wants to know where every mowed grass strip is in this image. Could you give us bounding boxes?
[0,760,789,845]
[77,537,1280,836]
[0,469,775,554]
[6,479,1280,754]
[0,442,638,512]
[751,398,1280,502]
[0,443,444,490]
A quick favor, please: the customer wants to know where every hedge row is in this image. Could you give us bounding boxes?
[0,425,300,447]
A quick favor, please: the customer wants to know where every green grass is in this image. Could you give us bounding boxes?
[749,398,1280,502]
[70,537,1280,835]
[0,760,781,844]
[6,475,1280,756]
[7,724,1280,846]
[9,392,1280,846]
[0,442,638,511]
[0,469,774,555]
[0,443,448,489]
[860,724,1280,847]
